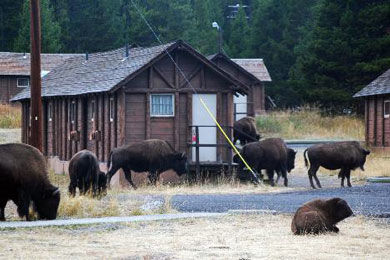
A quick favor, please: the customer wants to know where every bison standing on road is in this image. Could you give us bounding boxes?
[68,150,106,197]
[304,141,370,189]
[0,143,60,221]
[291,198,353,235]
[236,138,296,186]
[106,139,188,189]
[233,116,260,145]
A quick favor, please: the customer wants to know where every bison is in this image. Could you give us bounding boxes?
[68,150,106,197]
[235,138,296,186]
[291,198,353,235]
[0,143,60,221]
[304,141,370,189]
[233,116,260,145]
[106,139,188,189]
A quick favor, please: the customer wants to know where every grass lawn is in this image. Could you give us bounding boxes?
[1,214,389,259]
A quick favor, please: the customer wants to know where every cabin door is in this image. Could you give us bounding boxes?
[192,94,217,162]
[234,93,247,121]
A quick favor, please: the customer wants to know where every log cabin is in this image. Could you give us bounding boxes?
[208,53,271,119]
[0,52,81,103]
[12,40,249,175]
[354,68,390,151]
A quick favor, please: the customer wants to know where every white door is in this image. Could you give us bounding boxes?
[192,94,217,162]
[234,93,247,121]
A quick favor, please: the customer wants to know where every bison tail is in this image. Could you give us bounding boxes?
[303,149,309,168]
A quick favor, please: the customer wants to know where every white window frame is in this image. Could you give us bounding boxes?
[109,98,114,122]
[17,78,29,88]
[384,100,390,119]
[150,93,175,117]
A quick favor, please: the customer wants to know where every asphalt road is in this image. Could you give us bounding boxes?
[171,183,390,217]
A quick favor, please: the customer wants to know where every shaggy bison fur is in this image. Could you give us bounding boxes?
[304,141,370,189]
[68,150,106,197]
[233,116,260,145]
[107,139,187,189]
[291,198,353,235]
[0,143,60,221]
[236,138,296,186]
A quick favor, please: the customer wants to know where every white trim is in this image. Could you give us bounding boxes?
[90,100,95,122]
[48,103,52,122]
[17,78,29,88]
[384,100,390,119]
[70,101,76,124]
[109,98,114,122]
[150,93,175,117]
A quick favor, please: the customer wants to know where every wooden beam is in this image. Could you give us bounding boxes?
[153,66,175,89]
[146,93,151,139]
[200,65,205,89]
[149,67,154,89]
[187,93,193,158]
[382,97,385,147]
[374,96,377,147]
[174,92,180,150]
[179,65,202,89]
[118,89,126,146]
[365,98,369,146]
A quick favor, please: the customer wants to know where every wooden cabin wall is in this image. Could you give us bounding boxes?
[366,95,390,147]
[0,76,26,104]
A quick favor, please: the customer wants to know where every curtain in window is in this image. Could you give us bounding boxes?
[151,95,173,116]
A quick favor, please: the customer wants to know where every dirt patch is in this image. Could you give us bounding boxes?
[0,214,389,259]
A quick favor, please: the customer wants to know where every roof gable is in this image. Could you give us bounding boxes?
[353,68,390,98]
[12,41,247,101]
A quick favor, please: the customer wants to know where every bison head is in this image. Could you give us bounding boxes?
[255,134,261,141]
[287,149,297,172]
[171,152,188,176]
[328,198,354,222]
[98,171,107,193]
[359,149,371,171]
[34,185,60,220]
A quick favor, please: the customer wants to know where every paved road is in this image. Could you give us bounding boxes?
[171,183,390,217]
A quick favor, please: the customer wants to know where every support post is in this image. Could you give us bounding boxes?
[195,126,200,180]
[29,0,42,151]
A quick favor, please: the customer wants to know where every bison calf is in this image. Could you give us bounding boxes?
[233,116,260,145]
[304,141,370,189]
[0,143,60,221]
[107,139,187,189]
[291,198,353,235]
[68,150,106,197]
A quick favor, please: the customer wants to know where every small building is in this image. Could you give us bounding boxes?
[0,52,81,103]
[354,68,390,150]
[208,53,271,119]
[12,40,248,170]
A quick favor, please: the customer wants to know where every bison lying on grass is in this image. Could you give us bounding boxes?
[107,139,188,189]
[291,198,353,235]
[235,138,296,186]
[68,150,107,197]
[0,143,60,221]
[233,116,260,145]
[304,141,370,189]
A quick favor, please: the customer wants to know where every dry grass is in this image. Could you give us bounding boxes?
[0,104,21,128]
[0,214,389,259]
[256,107,364,140]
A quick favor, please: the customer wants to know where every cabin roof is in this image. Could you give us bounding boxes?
[0,52,82,76]
[208,53,272,83]
[353,68,390,98]
[12,40,248,101]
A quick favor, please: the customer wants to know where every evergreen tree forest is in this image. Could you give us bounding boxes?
[1,0,389,110]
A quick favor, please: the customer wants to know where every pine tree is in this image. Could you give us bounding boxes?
[0,0,25,51]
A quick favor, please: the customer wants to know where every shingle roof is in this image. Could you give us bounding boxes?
[353,69,390,98]
[0,52,82,76]
[12,41,248,101]
[231,59,272,82]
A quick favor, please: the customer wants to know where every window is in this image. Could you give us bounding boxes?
[48,103,53,122]
[70,101,76,124]
[150,94,174,117]
[17,78,29,87]
[109,98,114,122]
[90,100,95,122]
[385,100,390,119]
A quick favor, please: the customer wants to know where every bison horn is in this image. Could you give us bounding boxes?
[181,152,186,158]
[52,188,60,196]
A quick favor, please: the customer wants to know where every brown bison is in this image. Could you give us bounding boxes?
[106,139,188,189]
[291,198,353,235]
[235,138,296,186]
[304,141,370,189]
[0,143,60,221]
[233,116,260,145]
[68,150,106,197]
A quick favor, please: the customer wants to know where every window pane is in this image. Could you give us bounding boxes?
[385,101,390,116]
[151,94,173,116]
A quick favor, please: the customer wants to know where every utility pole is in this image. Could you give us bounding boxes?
[212,22,223,53]
[30,0,43,151]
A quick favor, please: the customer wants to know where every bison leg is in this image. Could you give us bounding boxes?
[308,165,320,189]
[148,171,158,185]
[281,168,288,187]
[16,189,31,221]
[266,169,275,186]
[346,169,352,187]
[0,199,6,221]
[123,169,137,189]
